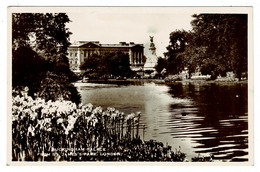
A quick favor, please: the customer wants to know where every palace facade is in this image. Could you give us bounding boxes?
[68,41,144,73]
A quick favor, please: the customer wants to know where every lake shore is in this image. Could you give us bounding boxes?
[76,78,248,85]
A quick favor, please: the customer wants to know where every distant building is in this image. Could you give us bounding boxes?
[68,41,144,73]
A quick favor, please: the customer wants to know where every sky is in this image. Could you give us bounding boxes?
[66,7,195,57]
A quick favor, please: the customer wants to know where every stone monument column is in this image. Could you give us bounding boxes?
[149,36,156,55]
[144,36,158,71]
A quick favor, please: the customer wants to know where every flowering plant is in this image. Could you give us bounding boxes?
[12,89,146,161]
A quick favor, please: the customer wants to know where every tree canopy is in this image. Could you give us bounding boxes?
[80,51,133,78]
[12,13,80,104]
[164,30,189,74]
[163,14,248,80]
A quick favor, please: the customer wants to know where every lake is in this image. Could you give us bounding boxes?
[75,80,248,161]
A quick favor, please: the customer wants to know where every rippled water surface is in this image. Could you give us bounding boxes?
[76,81,248,161]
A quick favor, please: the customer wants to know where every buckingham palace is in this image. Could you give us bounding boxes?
[68,41,145,73]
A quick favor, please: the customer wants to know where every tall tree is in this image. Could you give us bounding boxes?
[13,13,71,62]
[12,13,80,104]
[164,30,189,74]
[190,14,248,80]
[164,14,248,80]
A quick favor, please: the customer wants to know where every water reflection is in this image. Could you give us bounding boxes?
[166,82,248,161]
[76,81,248,162]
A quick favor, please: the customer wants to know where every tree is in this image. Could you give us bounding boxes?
[176,30,208,79]
[12,46,48,95]
[164,14,248,80]
[109,51,132,77]
[80,53,100,72]
[12,13,80,103]
[155,57,168,74]
[80,51,133,78]
[190,14,248,80]
[229,15,248,80]
[164,30,189,74]
[13,13,72,62]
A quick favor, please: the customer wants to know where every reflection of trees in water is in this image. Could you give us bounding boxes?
[167,82,248,161]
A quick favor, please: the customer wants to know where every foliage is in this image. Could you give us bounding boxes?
[164,30,189,74]
[37,72,81,104]
[192,154,214,162]
[182,45,207,79]
[12,92,186,161]
[164,14,248,80]
[12,13,80,103]
[155,57,168,74]
[80,53,100,73]
[80,51,133,78]
[12,13,71,62]
[190,14,248,80]
[171,147,186,162]
[12,46,48,95]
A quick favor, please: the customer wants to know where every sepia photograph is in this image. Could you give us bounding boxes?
[7,6,253,165]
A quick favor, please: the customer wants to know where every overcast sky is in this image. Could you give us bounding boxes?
[66,7,195,57]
